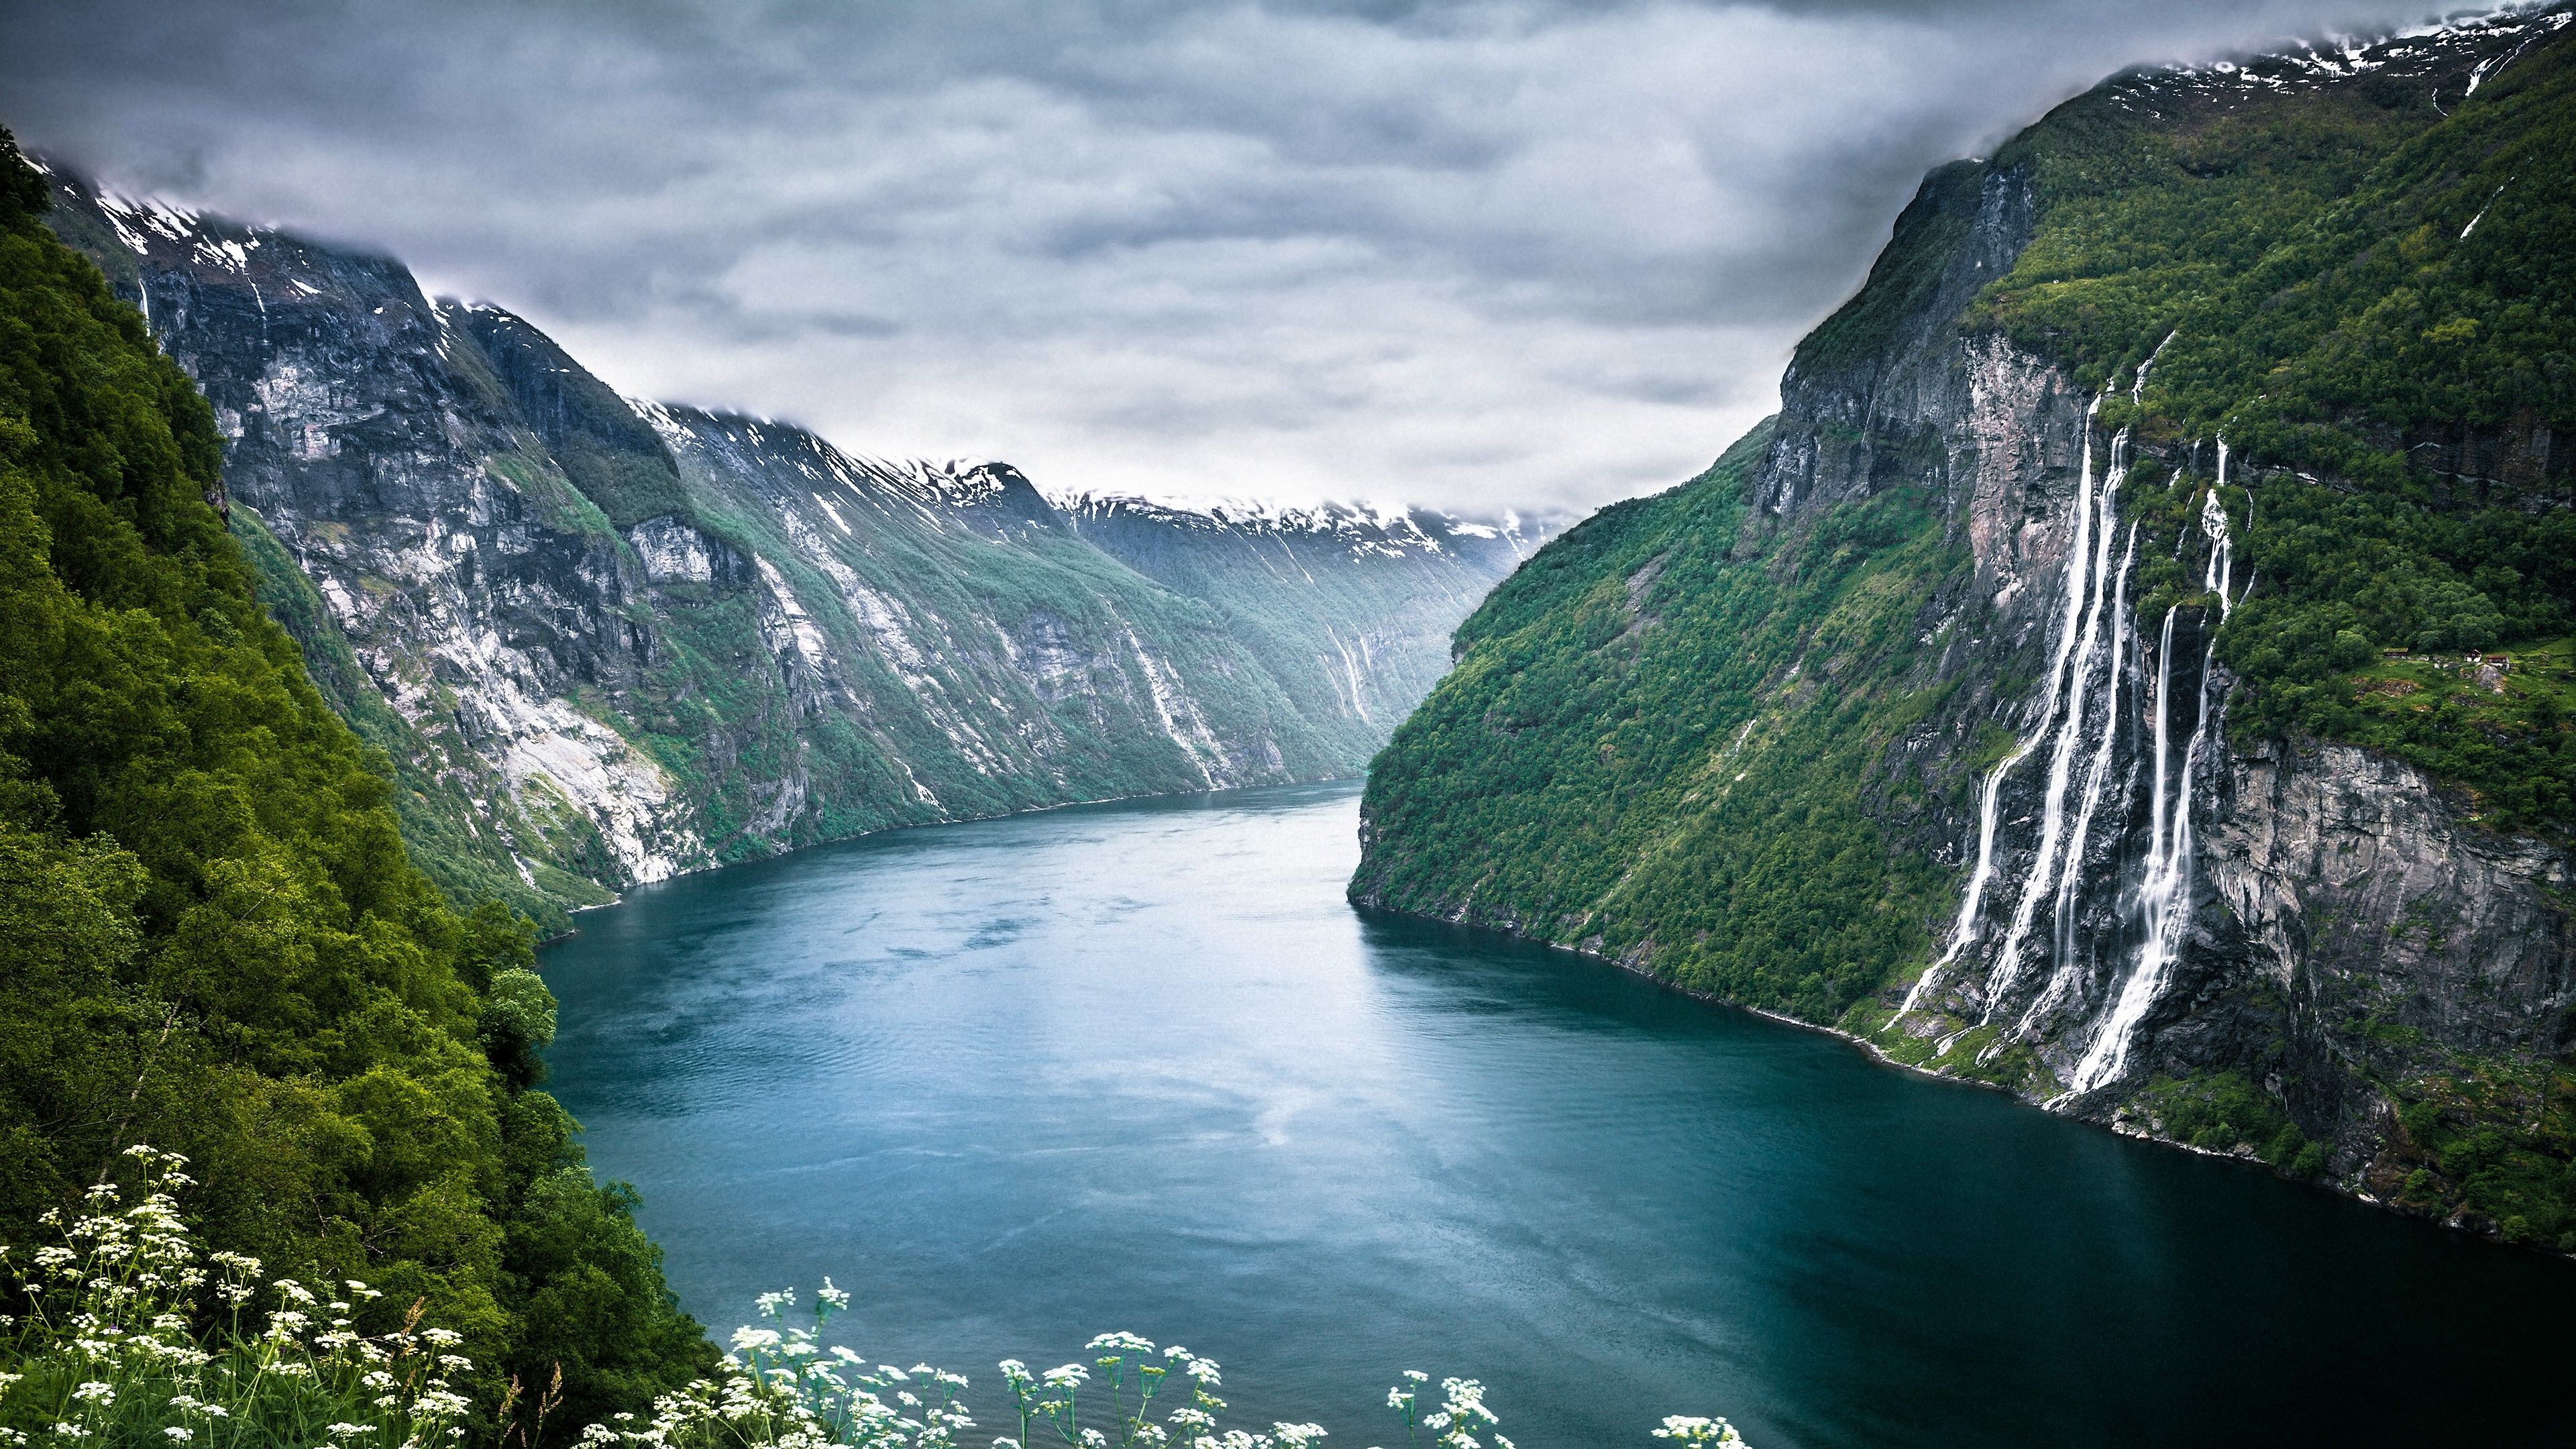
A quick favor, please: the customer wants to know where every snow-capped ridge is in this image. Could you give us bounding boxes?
[2111,1,2570,113]
[1059,491,1538,561]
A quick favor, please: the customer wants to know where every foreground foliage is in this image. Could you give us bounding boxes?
[566,1297,1755,1449]
[1,1150,479,1449]
[3,1161,1751,1449]
[0,130,712,1436]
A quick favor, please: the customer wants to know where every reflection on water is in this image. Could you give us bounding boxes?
[543,782,2576,1449]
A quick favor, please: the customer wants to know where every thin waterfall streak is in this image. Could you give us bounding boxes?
[1901,750,2023,1013]
[1900,400,2105,1016]
[1983,415,2119,1018]
[2040,523,2123,1000]
[2204,511,2234,611]
[2133,330,2176,404]
[2147,610,2176,884]
[2074,462,2235,1091]
[2057,498,2137,942]
[2020,521,2137,1044]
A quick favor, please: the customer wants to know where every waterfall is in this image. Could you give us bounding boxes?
[1980,423,2129,1017]
[2053,520,2136,965]
[2009,517,2138,1044]
[2132,331,2176,404]
[2072,445,2236,1092]
[2206,441,2235,600]
[1900,399,2104,1017]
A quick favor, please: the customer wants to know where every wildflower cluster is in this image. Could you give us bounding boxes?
[1650,1417,1747,1446]
[1376,1373,1507,1449]
[574,1295,1752,1449]
[996,1330,1322,1449]
[3,1165,1752,1449]
[577,1283,970,1449]
[0,1148,477,1449]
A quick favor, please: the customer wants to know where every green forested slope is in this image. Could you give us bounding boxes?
[0,132,712,1432]
[1352,421,1962,1021]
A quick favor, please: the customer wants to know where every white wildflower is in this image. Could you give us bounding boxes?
[1652,1417,1746,1446]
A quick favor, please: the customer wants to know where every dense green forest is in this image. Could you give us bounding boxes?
[1353,421,1960,1023]
[1986,24,2576,829]
[0,132,714,1434]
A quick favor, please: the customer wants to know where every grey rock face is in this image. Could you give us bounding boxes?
[1733,19,2573,1224]
[42,171,1536,928]
[2203,743,2574,1175]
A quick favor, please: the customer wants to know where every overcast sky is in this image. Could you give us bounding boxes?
[3,0,2448,513]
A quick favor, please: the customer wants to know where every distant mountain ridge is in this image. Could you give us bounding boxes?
[1059,492,1540,736]
[38,165,1540,928]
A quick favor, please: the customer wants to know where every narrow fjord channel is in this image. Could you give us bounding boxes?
[543,783,2576,1448]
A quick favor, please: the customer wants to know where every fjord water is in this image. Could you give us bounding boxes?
[542,784,2576,1448]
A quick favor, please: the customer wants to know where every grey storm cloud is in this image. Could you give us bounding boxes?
[1,0,2447,513]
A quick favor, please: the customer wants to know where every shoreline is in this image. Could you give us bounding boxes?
[1347,895,2556,1256]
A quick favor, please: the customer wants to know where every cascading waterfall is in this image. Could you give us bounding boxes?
[2072,443,2237,1092]
[1899,398,2104,1018]
[2010,515,2139,1045]
[2052,519,2136,966]
[1980,424,2131,1020]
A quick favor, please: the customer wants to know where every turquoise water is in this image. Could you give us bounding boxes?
[541,782,2576,1448]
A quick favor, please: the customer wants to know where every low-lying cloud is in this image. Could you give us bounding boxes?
[1,0,2442,513]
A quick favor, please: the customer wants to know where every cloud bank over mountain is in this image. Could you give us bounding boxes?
[1,0,2441,511]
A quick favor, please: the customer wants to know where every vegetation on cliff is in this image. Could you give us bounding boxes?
[1985,18,2576,831]
[0,131,714,1434]
[1354,16,2576,1240]
[1352,420,1959,1024]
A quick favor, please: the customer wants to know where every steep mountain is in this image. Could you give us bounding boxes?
[38,172,1534,928]
[0,131,712,1434]
[1356,7,2576,1246]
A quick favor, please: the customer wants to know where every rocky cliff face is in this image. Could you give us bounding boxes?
[40,172,1534,926]
[1354,7,2576,1242]
[1768,15,2576,1218]
[1864,332,2575,1224]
